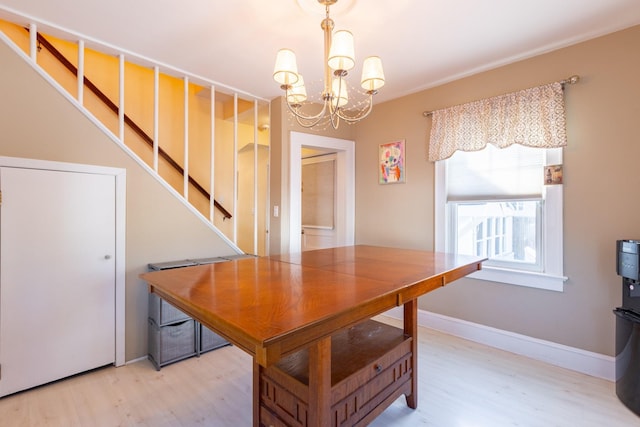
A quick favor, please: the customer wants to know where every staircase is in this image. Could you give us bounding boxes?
[0,16,270,256]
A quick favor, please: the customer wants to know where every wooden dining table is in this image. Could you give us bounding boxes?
[140,245,484,427]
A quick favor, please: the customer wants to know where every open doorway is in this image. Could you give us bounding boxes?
[289,132,355,253]
[301,152,337,250]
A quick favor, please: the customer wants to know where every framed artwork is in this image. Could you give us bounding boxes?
[379,140,405,184]
[544,164,563,185]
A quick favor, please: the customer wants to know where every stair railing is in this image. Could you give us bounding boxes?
[32,29,233,220]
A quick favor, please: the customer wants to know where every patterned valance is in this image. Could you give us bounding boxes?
[428,82,567,161]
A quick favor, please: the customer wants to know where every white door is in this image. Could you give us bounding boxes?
[0,167,116,397]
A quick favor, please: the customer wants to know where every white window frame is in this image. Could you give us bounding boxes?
[435,148,567,292]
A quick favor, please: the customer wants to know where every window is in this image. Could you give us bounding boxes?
[452,200,541,271]
[435,144,567,291]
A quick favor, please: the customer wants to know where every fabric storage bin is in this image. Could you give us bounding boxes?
[147,260,197,271]
[148,318,197,370]
[220,254,256,261]
[189,256,228,265]
[200,323,229,353]
[148,293,190,325]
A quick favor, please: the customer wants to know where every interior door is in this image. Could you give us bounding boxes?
[0,167,116,397]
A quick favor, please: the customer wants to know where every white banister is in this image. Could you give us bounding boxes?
[118,54,124,141]
[183,76,189,198]
[210,85,216,223]
[153,66,159,172]
[253,99,259,255]
[77,40,84,104]
[233,93,238,244]
[29,23,36,61]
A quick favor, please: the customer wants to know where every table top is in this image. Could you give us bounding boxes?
[141,245,484,366]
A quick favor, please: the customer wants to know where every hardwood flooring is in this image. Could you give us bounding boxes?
[0,317,637,426]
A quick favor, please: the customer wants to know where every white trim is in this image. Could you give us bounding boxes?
[468,266,567,292]
[382,307,615,381]
[0,156,127,367]
[125,356,148,365]
[114,170,126,367]
[289,132,355,254]
[0,30,242,253]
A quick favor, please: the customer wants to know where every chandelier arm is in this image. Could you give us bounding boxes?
[295,114,325,129]
[284,93,329,121]
[335,94,374,123]
[286,99,330,128]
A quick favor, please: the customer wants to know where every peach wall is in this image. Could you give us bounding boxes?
[353,25,640,356]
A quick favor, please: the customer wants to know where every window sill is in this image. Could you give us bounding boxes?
[468,266,567,292]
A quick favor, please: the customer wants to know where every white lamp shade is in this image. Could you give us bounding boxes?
[273,49,299,86]
[331,78,349,108]
[328,30,355,72]
[286,75,307,104]
[360,56,385,91]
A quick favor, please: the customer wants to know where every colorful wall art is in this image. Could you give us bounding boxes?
[379,140,405,184]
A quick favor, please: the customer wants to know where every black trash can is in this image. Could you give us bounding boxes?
[614,307,640,415]
[615,240,640,416]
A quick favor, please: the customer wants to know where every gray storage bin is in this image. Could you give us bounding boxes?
[148,318,197,370]
[200,323,229,353]
[189,257,228,265]
[147,258,234,370]
[220,254,256,261]
[147,260,197,271]
[148,293,190,325]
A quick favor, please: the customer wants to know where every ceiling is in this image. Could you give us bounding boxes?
[1,0,639,104]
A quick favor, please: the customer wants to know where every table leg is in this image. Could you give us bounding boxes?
[404,298,418,409]
[308,336,332,427]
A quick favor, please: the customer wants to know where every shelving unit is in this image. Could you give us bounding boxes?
[147,256,253,370]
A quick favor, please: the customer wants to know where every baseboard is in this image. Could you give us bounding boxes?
[382,307,615,381]
[125,356,149,366]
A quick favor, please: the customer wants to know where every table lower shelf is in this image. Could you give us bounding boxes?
[257,319,413,427]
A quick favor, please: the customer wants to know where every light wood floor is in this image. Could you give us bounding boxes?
[1,317,637,427]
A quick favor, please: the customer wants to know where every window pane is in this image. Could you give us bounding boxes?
[454,200,541,269]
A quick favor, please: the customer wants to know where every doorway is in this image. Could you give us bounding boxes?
[289,132,354,253]
[302,153,337,250]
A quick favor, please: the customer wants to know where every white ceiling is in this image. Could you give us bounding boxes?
[1,0,639,104]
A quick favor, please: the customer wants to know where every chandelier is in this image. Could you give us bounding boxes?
[273,0,385,129]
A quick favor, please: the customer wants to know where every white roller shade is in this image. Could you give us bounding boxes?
[447,144,559,200]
